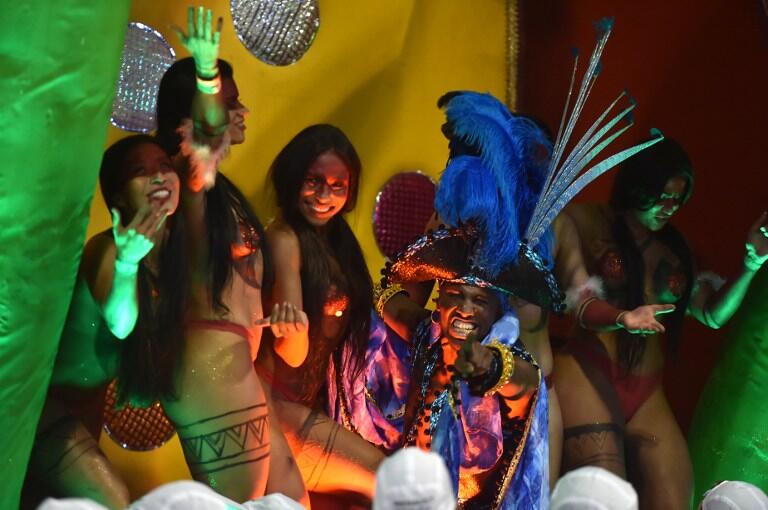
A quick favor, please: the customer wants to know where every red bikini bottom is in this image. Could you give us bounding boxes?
[187,319,252,340]
[565,338,660,422]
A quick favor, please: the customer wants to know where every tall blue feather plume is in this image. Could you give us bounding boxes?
[435,92,552,276]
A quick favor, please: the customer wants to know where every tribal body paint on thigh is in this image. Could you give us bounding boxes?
[563,422,625,472]
[177,404,270,476]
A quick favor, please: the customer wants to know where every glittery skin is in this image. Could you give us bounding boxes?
[230,0,320,66]
[111,22,175,132]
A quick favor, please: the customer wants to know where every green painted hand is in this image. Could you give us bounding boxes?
[111,205,166,267]
[173,6,222,78]
[745,211,768,271]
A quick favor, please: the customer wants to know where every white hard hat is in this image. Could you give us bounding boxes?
[700,481,768,510]
[373,447,456,510]
[551,466,638,510]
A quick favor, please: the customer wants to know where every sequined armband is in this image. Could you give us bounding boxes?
[483,339,516,397]
[373,282,409,318]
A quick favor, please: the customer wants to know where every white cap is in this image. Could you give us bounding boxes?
[37,499,109,510]
[242,494,305,510]
[127,481,244,510]
[700,481,768,510]
[373,447,456,510]
[551,466,638,510]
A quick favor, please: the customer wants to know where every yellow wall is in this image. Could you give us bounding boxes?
[95,0,509,498]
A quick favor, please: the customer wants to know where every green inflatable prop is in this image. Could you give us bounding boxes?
[0,2,130,507]
[689,267,768,505]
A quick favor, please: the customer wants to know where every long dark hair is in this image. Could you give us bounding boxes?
[156,57,272,313]
[269,124,372,378]
[99,135,188,404]
[609,137,694,371]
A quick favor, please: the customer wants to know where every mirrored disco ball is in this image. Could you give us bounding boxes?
[231,0,320,66]
[374,172,437,259]
[110,22,176,133]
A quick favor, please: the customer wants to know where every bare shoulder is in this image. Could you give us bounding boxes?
[553,210,576,236]
[565,203,612,234]
[563,202,607,225]
[267,220,299,248]
[80,230,116,275]
[79,230,118,302]
[266,220,301,268]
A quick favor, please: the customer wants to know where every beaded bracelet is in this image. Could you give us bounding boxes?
[373,282,408,318]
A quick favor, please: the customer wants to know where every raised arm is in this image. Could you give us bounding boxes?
[688,212,768,328]
[376,284,431,342]
[82,206,166,339]
[172,6,230,268]
[173,6,230,192]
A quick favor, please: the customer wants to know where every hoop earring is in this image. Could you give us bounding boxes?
[431,309,440,324]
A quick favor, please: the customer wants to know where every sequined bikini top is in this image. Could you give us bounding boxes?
[596,247,688,304]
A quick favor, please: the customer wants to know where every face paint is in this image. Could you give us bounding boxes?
[298,151,350,227]
[633,175,687,231]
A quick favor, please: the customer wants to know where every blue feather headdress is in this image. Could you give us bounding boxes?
[436,92,552,276]
[385,19,663,312]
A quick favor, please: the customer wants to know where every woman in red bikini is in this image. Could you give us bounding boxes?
[152,7,308,504]
[29,6,308,506]
[554,137,768,509]
[255,124,386,500]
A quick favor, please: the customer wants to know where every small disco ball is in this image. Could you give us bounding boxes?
[373,172,437,259]
[231,0,320,66]
[110,22,176,133]
[102,379,176,451]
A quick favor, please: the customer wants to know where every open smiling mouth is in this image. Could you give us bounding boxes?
[147,188,171,203]
[309,203,334,215]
